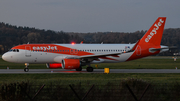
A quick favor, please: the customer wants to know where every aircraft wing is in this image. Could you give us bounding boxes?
[79,43,139,59]
[79,53,122,59]
[66,42,138,60]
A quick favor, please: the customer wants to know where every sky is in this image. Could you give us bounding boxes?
[0,0,180,33]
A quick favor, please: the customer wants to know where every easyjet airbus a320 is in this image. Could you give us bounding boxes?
[2,17,169,72]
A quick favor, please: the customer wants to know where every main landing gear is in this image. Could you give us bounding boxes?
[75,66,94,72]
[76,66,82,71]
[86,64,93,72]
[86,66,93,72]
[24,63,29,72]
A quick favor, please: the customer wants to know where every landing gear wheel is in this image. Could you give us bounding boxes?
[86,67,93,72]
[76,66,82,71]
[24,63,29,72]
[24,68,29,72]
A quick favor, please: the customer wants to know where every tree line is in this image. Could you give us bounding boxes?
[0,22,179,55]
[0,22,83,53]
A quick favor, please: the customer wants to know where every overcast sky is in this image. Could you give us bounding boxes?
[0,0,180,33]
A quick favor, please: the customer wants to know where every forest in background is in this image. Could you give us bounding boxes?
[0,22,179,55]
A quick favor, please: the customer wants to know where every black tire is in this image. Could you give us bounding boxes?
[76,66,82,71]
[86,67,93,72]
[24,68,29,72]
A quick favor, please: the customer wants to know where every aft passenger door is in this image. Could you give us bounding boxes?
[136,45,141,56]
[25,46,31,57]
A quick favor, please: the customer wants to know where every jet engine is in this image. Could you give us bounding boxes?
[62,59,80,69]
[46,63,62,68]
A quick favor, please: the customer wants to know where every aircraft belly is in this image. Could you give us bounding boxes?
[17,52,56,63]
[30,53,56,63]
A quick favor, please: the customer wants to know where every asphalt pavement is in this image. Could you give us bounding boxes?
[0,69,180,74]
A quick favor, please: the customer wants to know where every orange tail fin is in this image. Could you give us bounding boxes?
[127,17,166,61]
[140,17,166,46]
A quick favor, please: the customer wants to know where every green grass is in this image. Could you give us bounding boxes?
[93,56,180,69]
[0,73,180,85]
[0,56,179,69]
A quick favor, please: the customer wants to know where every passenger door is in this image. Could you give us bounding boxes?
[25,46,31,57]
[136,45,141,56]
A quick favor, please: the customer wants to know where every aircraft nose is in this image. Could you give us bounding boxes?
[2,53,8,61]
[2,53,11,62]
[2,52,20,63]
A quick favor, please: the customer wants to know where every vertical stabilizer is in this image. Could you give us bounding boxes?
[140,17,166,46]
[127,17,166,61]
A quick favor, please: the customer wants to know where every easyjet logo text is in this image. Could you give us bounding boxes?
[145,19,164,43]
[32,46,57,50]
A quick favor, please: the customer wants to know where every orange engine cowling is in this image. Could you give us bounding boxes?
[46,63,62,69]
[62,59,80,69]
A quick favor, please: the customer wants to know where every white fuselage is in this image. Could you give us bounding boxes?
[2,44,135,64]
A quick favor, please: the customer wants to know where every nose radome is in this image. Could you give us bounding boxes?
[2,53,9,62]
[2,53,7,61]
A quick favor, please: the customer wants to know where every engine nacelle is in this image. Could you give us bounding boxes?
[46,63,62,69]
[62,59,80,69]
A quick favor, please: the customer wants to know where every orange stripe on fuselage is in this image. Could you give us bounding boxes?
[12,44,94,56]
[12,44,119,61]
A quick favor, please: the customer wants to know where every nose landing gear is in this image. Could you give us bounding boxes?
[24,63,29,72]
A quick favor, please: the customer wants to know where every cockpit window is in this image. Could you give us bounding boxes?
[9,49,19,52]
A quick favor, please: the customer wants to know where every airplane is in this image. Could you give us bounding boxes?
[2,17,169,72]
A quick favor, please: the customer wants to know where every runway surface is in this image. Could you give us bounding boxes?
[0,69,180,74]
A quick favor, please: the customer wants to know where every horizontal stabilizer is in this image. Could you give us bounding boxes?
[149,46,177,51]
